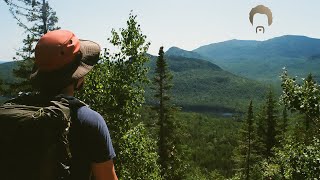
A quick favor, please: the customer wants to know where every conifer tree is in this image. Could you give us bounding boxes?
[265,89,278,158]
[256,105,267,156]
[234,100,260,179]
[256,89,279,159]
[0,77,3,95]
[4,0,59,93]
[277,106,288,143]
[153,46,184,179]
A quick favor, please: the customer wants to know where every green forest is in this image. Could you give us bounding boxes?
[0,1,320,179]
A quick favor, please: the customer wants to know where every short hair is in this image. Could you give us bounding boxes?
[249,5,273,26]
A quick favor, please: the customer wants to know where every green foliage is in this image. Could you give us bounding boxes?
[118,123,161,180]
[260,159,282,179]
[264,137,320,179]
[77,13,161,179]
[281,70,320,131]
[208,170,225,180]
[176,112,239,178]
[185,167,207,180]
[259,71,320,179]
[278,137,320,179]
[141,107,240,179]
[184,166,226,180]
[4,0,59,93]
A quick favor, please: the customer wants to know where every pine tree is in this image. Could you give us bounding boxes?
[277,106,288,143]
[234,100,260,179]
[256,89,279,159]
[0,77,4,95]
[4,0,59,93]
[245,101,254,180]
[153,46,185,179]
[256,105,267,156]
[265,89,278,158]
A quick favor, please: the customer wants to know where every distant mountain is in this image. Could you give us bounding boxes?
[193,35,320,81]
[146,55,267,113]
[165,47,204,59]
[0,60,9,64]
[0,61,19,83]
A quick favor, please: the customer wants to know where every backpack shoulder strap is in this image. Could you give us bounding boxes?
[49,95,87,179]
[53,94,86,119]
[51,94,87,152]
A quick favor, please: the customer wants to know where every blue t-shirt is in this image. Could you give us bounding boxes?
[69,106,116,180]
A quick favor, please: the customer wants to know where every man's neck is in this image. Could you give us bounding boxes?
[61,84,75,96]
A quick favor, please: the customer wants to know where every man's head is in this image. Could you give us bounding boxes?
[249,5,273,33]
[30,30,100,95]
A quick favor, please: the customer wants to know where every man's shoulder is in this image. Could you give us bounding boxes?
[77,106,106,127]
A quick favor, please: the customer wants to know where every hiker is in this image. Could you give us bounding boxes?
[30,29,118,180]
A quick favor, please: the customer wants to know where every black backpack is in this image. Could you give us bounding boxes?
[0,93,85,180]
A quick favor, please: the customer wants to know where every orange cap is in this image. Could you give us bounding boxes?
[35,30,81,72]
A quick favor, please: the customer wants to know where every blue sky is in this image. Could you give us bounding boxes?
[1,0,320,60]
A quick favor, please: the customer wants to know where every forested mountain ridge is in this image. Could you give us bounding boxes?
[146,54,267,114]
[191,35,320,81]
